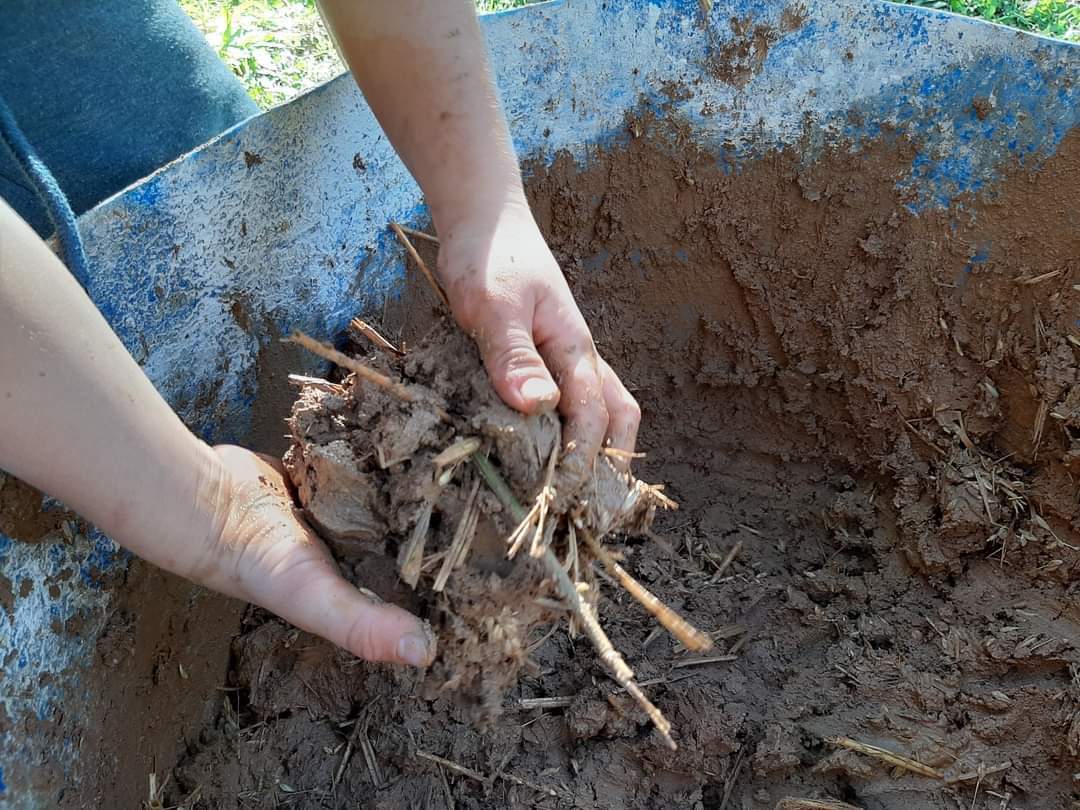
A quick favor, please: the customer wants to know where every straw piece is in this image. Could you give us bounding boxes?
[390,222,450,307]
[825,737,943,779]
[399,498,435,588]
[519,696,574,710]
[350,317,403,355]
[1015,268,1063,285]
[433,438,482,469]
[529,445,559,558]
[287,373,342,391]
[710,540,743,581]
[775,800,863,810]
[671,654,738,669]
[433,480,481,592]
[397,224,440,244]
[582,530,713,652]
[603,447,646,460]
[945,761,1011,785]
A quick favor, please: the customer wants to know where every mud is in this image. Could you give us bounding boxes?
[283,320,671,724]
[0,471,73,543]
[59,564,245,808]
[160,112,1074,808]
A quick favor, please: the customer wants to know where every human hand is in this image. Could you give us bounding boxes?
[438,199,641,482]
[188,445,435,667]
[0,199,432,667]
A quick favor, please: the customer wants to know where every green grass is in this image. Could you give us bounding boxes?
[475,0,533,10]
[894,0,1080,41]
[179,0,1079,109]
[179,0,538,108]
[181,0,340,108]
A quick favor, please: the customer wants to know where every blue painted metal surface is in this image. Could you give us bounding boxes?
[1,0,1077,804]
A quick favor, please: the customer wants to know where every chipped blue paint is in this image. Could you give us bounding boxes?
[2,0,1077,805]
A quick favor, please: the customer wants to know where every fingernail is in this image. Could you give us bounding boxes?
[520,377,559,406]
[397,631,433,667]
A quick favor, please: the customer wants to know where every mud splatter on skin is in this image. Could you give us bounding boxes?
[163,114,1080,809]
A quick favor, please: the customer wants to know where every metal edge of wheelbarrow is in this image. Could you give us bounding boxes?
[0,0,1076,804]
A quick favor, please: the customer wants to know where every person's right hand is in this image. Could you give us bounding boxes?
[316,0,641,481]
[188,445,435,667]
[438,199,642,484]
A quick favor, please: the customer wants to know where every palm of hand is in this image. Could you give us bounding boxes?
[193,445,433,667]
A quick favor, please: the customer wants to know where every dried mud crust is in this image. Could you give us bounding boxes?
[169,116,1080,809]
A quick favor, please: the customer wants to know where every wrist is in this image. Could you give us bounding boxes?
[180,443,234,583]
[120,437,231,585]
[430,174,529,244]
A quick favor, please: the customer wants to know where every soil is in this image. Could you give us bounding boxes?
[159,110,1080,809]
[281,316,670,729]
[63,563,245,808]
[0,471,73,543]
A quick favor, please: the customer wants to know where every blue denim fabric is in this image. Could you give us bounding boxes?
[0,0,258,238]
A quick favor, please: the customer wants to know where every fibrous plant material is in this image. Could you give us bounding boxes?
[824,737,944,780]
[390,221,449,308]
[285,267,704,746]
[470,452,677,749]
[349,317,403,356]
[775,800,863,810]
[580,528,713,652]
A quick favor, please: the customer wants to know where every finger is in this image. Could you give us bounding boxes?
[274,561,436,667]
[534,310,609,488]
[215,446,435,667]
[598,357,641,470]
[474,310,560,415]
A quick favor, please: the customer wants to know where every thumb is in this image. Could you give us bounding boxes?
[265,557,436,667]
[476,312,560,415]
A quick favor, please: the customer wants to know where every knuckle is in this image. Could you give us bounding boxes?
[344,614,380,661]
[447,279,516,327]
[617,395,642,425]
[489,341,543,376]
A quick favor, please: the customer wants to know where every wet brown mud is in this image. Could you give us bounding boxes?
[163,113,1080,809]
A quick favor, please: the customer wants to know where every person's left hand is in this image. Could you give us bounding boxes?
[437,199,641,483]
[184,445,435,666]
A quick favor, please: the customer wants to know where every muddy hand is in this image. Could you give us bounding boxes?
[439,200,641,482]
[189,446,434,667]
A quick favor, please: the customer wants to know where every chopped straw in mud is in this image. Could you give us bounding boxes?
[433,479,480,592]
[581,528,713,652]
[287,255,701,750]
[287,331,422,405]
[470,452,680,749]
[825,737,944,780]
[414,750,559,798]
[390,221,450,308]
[349,317,403,356]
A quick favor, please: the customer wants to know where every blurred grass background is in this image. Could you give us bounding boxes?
[179,0,1079,110]
[179,0,532,108]
[899,0,1079,40]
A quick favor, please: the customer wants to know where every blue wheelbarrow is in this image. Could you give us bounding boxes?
[1,0,1077,806]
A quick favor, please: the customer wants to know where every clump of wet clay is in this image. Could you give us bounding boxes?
[283,318,701,744]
